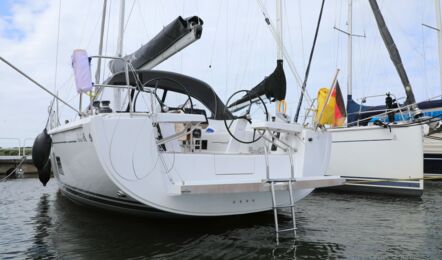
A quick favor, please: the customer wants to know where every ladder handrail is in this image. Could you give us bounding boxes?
[270,179,297,245]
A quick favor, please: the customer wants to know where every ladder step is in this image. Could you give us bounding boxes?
[277,227,297,233]
[273,204,295,209]
[267,178,295,183]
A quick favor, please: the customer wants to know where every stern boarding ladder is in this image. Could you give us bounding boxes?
[255,121,300,244]
[162,118,344,243]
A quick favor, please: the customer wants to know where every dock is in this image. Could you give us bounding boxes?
[0,138,36,175]
[0,155,36,175]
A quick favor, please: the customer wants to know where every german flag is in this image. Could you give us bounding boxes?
[316,80,346,127]
[333,81,346,126]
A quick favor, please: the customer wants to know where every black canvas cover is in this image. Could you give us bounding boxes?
[105,70,233,120]
[109,16,203,74]
[228,60,286,107]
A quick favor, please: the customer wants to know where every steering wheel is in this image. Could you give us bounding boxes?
[223,90,269,144]
[133,77,193,113]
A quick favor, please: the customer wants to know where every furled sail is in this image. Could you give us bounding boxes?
[109,16,203,74]
[368,0,417,109]
[228,60,286,108]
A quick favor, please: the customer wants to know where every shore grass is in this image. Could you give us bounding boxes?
[0,147,32,156]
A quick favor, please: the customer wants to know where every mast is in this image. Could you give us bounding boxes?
[347,0,353,101]
[113,0,125,111]
[435,0,442,96]
[276,0,283,61]
[95,0,107,85]
[368,0,419,113]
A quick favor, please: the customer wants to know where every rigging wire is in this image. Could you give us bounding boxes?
[180,0,185,74]
[85,14,102,50]
[255,0,312,107]
[297,0,306,71]
[240,16,262,90]
[225,0,229,100]
[228,0,241,92]
[102,0,112,84]
[383,3,431,61]
[334,0,343,69]
[207,0,223,83]
[46,0,62,128]
[77,0,93,47]
[136,0,150,42]
[283,0,304,110]
[420,1,431,100]
[123,0,136,33]
[53,0,61,92]
[233,0,253,92]
[294,0,326,122]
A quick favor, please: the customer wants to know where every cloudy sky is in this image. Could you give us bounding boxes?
[0,0,441,146]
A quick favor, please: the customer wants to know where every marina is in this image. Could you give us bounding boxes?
[1,0,442,259]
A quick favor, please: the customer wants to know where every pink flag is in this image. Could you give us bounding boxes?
[72,49,93,94]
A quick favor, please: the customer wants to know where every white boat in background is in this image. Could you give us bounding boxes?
[340,0,442,179]
[424,132,442,176]
[317,0,425,196]
[328,125,424,196]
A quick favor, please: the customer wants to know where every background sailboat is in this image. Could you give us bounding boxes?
[344,0,442,177]
[317,0,426,196]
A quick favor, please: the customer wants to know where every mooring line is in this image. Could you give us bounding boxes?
[0,156,27,182]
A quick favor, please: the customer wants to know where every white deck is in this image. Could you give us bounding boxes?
[251,121,303,134]
[152,113,206,123]
[168,176,345,195]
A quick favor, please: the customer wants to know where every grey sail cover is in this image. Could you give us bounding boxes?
[369,0,417,106]
[109,16,203,74]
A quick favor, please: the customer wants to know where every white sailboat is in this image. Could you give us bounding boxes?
[322,0,425,196]
[12,0,343,222]
[331,0,442,178]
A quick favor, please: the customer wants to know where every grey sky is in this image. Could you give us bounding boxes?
[0,0,441,146]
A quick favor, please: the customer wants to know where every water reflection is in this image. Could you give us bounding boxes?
[48,191,344,259]
[25,193,55,259]
[5,178,440,259]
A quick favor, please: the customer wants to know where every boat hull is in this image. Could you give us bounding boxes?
[326,125,424,196]
[424,133,442,176]
[49,114,333,216]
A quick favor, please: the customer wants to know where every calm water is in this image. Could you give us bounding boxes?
[0,178,441,259]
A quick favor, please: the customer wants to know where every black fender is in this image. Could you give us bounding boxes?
[32,129,52,186]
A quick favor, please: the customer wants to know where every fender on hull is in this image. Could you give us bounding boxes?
[32,129,52,186]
